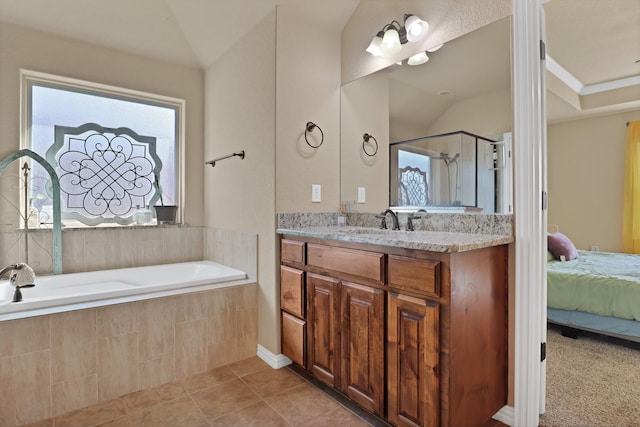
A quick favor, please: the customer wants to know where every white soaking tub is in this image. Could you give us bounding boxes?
[0,260,248,321]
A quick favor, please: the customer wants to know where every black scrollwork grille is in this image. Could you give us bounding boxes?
[399,166,429,206]
[47,123,162,225]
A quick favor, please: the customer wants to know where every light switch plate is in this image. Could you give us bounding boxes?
[357,187,366,203]
[312,184,321,202]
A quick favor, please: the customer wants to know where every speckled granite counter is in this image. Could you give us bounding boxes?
[277,226,512,253]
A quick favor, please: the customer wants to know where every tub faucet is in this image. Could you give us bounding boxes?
[376,209,400,230]
[0,264,20,284]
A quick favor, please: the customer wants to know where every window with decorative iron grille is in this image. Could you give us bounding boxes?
[21,70,183,227]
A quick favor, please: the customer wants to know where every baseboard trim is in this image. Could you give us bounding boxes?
[256,344,292,369]
[493,405,514,426]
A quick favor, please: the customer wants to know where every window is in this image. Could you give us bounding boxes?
[21,70,184,226]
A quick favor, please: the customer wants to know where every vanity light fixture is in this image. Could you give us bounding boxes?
[427,43,444,52]
[366,14,429,58]
[404,14,428,42]
[408,51,429,66]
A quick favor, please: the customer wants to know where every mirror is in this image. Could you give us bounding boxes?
[340,17,512,213]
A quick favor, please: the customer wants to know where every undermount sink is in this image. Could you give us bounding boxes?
[339,228,397,236]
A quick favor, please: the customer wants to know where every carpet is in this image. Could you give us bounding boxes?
[539,325,640,427]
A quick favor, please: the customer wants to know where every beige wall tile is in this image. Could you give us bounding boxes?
[175,293,208,324]
[13,350,51,425]
[207,287,237,315]
[185,227,204,261]
[139,353,175,390]
[162,227,185,264]
[97,303,136,338]
[175,319,207,379]
[138,229,164,266]
[208,340,239,369]
[28,232,53,274]
[207,309,236,344]
[0,315,49,357]
[137,298,175,361]
[51,310,97,383]
[51,374,98,417]
[98,333,139,402]
[61,230,85,273]
[84,230,116,271]
[0,355,16,426]
[205,228,258,280]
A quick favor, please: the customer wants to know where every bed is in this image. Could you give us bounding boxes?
[547,247,640,342]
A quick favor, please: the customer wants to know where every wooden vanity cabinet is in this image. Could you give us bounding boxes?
[279,235,507,427]
[340,281,384,415]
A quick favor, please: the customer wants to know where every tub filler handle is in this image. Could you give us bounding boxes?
[12,284,35,303]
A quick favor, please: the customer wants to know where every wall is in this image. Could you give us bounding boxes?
[425,88,512,138]
[0,23,205,226]
[275,4,344,213]
[340,71,389,212]
[547,110,640,252]
[204,12,278,354]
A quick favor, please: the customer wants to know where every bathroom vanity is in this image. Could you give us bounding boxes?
[278,227,510,427]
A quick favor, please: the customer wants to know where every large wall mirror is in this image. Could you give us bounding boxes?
[340,16,513,214]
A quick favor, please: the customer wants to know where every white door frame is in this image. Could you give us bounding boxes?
[512,0,547,426]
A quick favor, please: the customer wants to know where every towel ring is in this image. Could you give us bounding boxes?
[304,122,324,148]
[362,133,378,157]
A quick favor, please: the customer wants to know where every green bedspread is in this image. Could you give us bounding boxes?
[547,250,640,321]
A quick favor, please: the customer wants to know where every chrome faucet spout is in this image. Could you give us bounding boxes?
[0,264,20,280]
[376,209,400,230]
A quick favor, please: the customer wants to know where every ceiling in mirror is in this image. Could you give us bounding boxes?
[543,0,640,123]
[386,17,511,141]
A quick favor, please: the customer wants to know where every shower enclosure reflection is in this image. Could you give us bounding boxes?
[390,130,512,213]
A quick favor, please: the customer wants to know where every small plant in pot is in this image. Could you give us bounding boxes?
[154,173,177,224]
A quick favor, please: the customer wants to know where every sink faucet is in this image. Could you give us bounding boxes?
[406,209,427,231]
[376,209,400,230]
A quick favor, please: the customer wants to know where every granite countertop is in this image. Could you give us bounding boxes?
[277,226,513,253]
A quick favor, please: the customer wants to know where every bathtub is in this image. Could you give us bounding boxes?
[0,261,248,321]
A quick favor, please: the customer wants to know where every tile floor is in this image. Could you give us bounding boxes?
[22,356,508,427]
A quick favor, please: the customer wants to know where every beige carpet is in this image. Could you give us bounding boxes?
[539,325,640,427]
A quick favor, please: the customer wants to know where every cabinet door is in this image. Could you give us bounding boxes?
[341,281,384,416]
[306,273,341,387]
[387,292,439,427]
[282,312,306,367]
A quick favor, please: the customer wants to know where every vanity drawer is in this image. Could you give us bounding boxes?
[388,255,440,296]
[307,244,384,283]
[280,266,305,318]
[281,239,305,264]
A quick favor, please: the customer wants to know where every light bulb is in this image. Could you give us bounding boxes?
[381,28,402,55]
[427,43,444,52]
[408,52,429,66]
[365,32,384,57]
[404,15,429,42]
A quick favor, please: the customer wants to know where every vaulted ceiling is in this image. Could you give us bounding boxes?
[1,0,638,124]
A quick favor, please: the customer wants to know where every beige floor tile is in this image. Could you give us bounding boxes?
[191,378,261,420]
[95,416,132,427]
[226,356,270,377]
[127,396,206,427]
[122,382,187,412]
[18,419,54,427]
[241,366,306,397]
[181,365,237,393]
[54,399,126,427]
[209,401,289,427]
[265,382,343,425]
[298,405,372,427]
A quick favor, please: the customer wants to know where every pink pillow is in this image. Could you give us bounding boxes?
[548,232,578,261]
